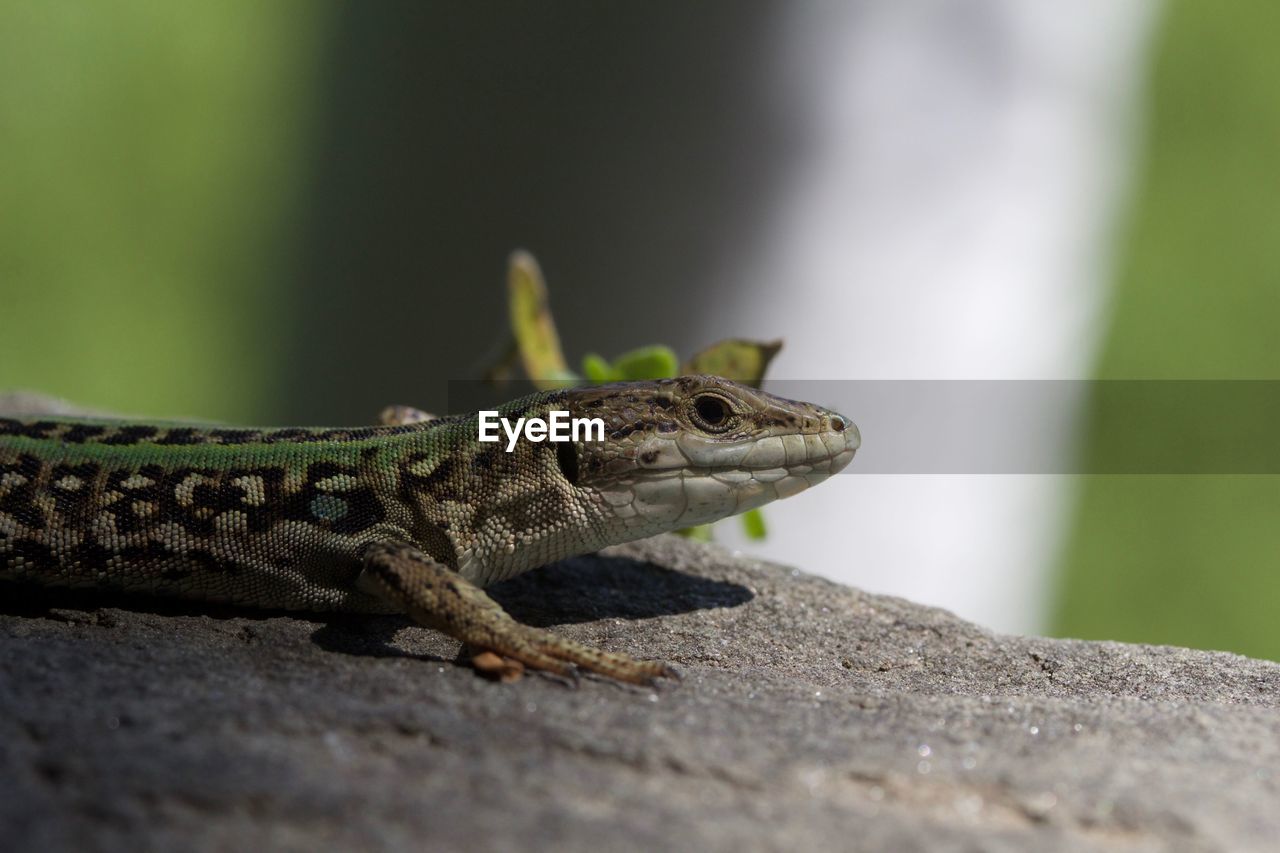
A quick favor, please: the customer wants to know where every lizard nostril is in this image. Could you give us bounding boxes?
[830,415,846,432]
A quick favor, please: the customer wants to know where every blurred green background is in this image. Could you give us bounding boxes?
[0,1,329,423]
[1051,1,1280,660]
[1,2,1277,660]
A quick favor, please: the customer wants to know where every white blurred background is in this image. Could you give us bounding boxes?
[705,3,1158,633]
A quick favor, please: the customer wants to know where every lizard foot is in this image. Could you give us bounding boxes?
[469,649,527,683]
[360,541,677,686]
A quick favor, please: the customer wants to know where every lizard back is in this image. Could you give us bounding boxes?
[0,416,442,610]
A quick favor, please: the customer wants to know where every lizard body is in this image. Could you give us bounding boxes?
[0,376,857,682]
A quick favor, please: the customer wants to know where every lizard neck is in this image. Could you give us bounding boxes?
[389,399,614,587]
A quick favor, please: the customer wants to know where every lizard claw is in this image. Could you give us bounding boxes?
[470,649,526,683]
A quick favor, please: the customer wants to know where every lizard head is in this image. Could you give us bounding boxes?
[560,375,858,534]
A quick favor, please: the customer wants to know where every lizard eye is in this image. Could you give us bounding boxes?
[690,393,736,433]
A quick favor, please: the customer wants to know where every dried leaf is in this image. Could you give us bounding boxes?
[682,339,783,387]
[508,250,579,390]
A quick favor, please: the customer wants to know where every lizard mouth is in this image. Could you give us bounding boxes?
[639,415,858,477]
[691,426,857,507]
[597,420,858,529]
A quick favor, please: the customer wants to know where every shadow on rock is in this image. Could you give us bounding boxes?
[1,552,753,663]
[308,614,456,662]
[309,550,747,666]
[0,579,279,622]
[489,553,754,627]
[310,553,753,661]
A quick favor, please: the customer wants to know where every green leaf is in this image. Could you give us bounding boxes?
[676,524,714,542]
[581,352,622,383]
[740,508,767,540]
[611,345,680,380]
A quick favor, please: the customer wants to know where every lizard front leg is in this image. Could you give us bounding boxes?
[359,541,675,685]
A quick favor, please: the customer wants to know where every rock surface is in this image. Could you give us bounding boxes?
[2,534,1278,852]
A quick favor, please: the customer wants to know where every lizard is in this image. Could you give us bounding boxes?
[0,375,858,684]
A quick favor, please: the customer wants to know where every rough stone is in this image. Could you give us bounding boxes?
[2,534,1277,853]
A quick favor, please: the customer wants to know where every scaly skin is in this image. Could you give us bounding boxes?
[0,376,858,683]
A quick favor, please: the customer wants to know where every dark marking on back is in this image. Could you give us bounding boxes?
[102,464,166,534]
[101,425,159,445]
[425,455,459,490]
[0,419,58,440]
[61,424,106,444]
[278,460,386,535]
[226,467,287,533]
[206,429,261,445]
[155,428,201,446]
[0,453,47,530]
[191,482,220,507]
[48,462,100,516]
[3,415,438,449]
